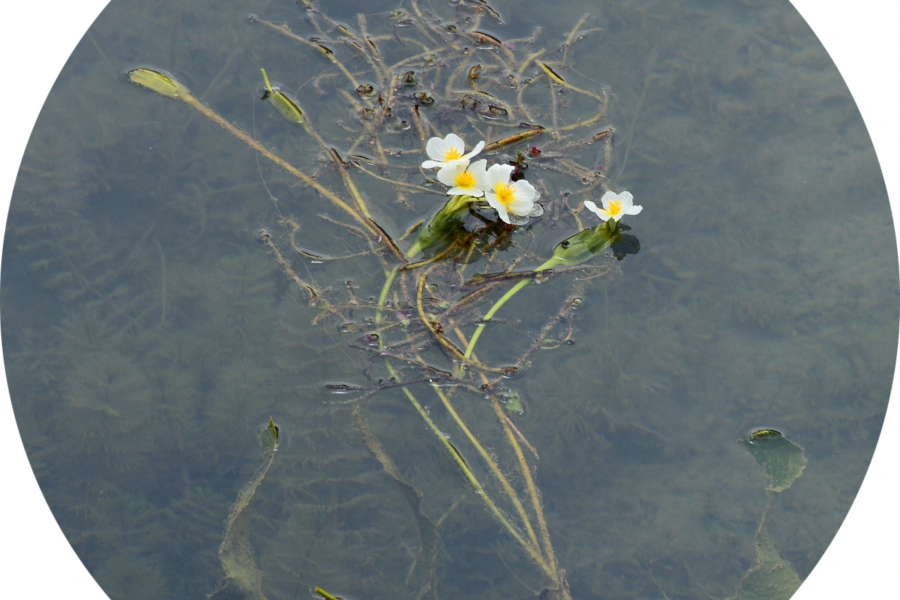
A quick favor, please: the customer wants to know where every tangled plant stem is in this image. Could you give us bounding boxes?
[126,2,644,596]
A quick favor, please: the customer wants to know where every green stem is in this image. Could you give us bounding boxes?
[463,256,561,359]
[375,266,399,326]
[430,386,543,554]
[373,266,554,579]
[314,587,340,600]
[260,68,274,94]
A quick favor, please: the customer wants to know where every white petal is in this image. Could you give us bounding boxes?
[462,140,485,160]
[618,191,634,206]
[421,159,441,169]
[448,186,484,197]
[485,193,511,224]
[425,136,450,161]
[528,203,544,218]
[435,164,456,187]
[625,204,643,215]
[510,179,537,203]
[507,213,530,226]
[485,164,514,188]
[599,190,618,210]
[584,200,611,221]
[508,196,534,217]
[436,160,469,187]
[468,159,488,176]
[444,133,465,155]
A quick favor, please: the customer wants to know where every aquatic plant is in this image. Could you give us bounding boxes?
[125,1,646,597]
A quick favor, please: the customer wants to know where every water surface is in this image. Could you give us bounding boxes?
[2,0,895,598]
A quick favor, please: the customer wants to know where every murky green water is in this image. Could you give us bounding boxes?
[2,0,896,599]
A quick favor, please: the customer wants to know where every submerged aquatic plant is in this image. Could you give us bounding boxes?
[125,2,646,598]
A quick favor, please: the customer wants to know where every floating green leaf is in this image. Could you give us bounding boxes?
[260,68,305,126]
[127,67,189,98]
[740,429,807,492]
[537,60,566,84]
[543,220,622,268]
[406,194,472,257]
[260,416,278,450]
[503,390,524,413]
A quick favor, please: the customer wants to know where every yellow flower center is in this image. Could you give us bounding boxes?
[455,170,476,189]
[495,183,515,207]
[606,198,622,216]
[444,146,463,161]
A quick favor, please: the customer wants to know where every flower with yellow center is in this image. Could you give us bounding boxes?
[421,133,485,169]
[584,191,641,222]
[484,164,542,225]
[436,159,488,197]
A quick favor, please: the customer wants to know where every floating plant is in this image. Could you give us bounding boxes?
[124,2,646,597]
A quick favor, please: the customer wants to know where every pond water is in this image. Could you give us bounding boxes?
[1,1,896,599]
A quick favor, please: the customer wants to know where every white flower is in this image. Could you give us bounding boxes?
[584,191,642,222]
[421,133,485,169]
[483,164,542,225]
[436,159,489,197]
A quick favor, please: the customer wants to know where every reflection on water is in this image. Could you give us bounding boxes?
[1,0,896,599]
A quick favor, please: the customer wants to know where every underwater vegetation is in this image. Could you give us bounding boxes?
[123,0,647,596]
[2,0,897,599]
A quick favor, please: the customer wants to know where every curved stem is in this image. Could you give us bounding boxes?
[463,256,561,359]
[374,266,554,579]
[490,396,560,580]
[452,325,566,594]
[178,94,381,244]
[375,266,399,326]
[430,386,542,554]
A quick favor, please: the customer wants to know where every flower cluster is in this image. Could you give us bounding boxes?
[421,134,543,226]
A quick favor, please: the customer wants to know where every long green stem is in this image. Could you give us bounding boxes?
[180,91,380,241]
[430,386,542,554]
[464,256,561,358]
[374,266,555,579]
[375,266,399,326]
[314,587,339,600]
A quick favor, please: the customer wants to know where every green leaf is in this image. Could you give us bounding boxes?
[127,67,189,98]
[503,391,523,414]
[550,220,620,266]
[740,429,807,492]
[408,195,472,256]
[260,416,279,451]
[260,69,305,126]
